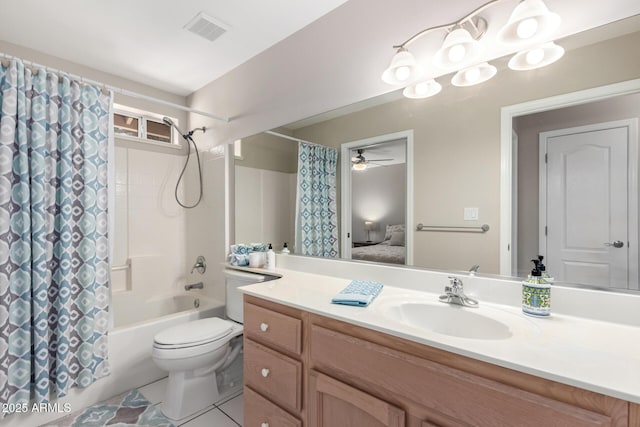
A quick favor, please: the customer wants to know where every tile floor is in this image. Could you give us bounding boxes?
[138,378,243,427]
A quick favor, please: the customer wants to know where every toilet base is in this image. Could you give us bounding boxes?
[161,369,221,421]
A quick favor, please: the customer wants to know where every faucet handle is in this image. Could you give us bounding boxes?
[448,276,462,286]
[446,276,463,294]
[191,256,207,274]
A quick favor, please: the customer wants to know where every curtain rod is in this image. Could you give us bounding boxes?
[0,52,230,123]
[265,130,324,147]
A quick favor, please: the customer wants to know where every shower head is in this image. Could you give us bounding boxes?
[163,116,188,139]
[163,117,206,140]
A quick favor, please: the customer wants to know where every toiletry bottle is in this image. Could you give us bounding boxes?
[537,255,554,283]
[281,242,290,255]
[522,259,551,317]
[265,243,276,271]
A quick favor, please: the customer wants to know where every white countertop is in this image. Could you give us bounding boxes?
[238,267,640,404]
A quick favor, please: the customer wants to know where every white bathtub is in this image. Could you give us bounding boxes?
[108,291,226,392]
[111,291,222,328]
[4,291,226,427]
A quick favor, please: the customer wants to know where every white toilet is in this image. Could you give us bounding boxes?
[151,269,270,421]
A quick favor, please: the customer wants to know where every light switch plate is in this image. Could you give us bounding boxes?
[464,207,479,221]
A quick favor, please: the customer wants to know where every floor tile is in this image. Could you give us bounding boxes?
[179,408,238,427]
[139,377,169,405]
[218,394,243,425]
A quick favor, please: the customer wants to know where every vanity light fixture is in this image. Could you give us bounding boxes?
[381,0,562,99]
[507,41,564,70]
[496,0,561,44]
[434,27,485,69]
[381,48,423,85]
[451,62,497,87]
[403,78,442,99]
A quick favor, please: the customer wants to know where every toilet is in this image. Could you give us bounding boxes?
[152,269,270,420]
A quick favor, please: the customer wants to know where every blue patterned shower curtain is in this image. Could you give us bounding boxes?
[295,142,339,258]
[0,60,111,405]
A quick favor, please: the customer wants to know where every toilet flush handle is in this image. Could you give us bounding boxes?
[260,322,269,332]
[261,368,270,378]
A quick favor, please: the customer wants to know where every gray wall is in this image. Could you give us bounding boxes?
[351,164,406,242]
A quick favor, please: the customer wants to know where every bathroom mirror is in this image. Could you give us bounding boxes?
[233,16,640,292]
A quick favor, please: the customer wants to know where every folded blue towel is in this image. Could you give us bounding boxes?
[331,280,384,307]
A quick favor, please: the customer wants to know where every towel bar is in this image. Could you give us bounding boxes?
[416,223,490,233]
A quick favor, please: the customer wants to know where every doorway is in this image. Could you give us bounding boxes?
[500,79,640,290]
[340,130,414,265]
[539,120,638,288]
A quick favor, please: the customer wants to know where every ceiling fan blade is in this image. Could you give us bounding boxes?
[366,158,394,162]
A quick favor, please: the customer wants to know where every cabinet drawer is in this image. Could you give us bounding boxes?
[311,325,615,427]
[244,302,302,356]
[245,386,301,427]
[244,338,302,413]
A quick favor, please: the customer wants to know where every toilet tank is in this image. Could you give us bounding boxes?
[224,269,273,323]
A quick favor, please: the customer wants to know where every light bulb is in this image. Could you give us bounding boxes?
[414,81,430,96]
[448,44,466,63]
[394,65,411,81]
[464,67,481,83]
[517,18,539,39]
[353,163,367,171]
[526,48,545,65]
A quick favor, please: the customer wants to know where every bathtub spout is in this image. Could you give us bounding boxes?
[185,282,204,291]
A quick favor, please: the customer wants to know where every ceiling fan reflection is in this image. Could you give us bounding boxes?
[351,148,393,170]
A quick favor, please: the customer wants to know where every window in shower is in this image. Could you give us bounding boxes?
[114,112,140,138]
[113,107,176,146]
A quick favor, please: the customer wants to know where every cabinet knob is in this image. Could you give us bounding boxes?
[261,368,270,378]
[260,322,269,332]
[261,423,269,427]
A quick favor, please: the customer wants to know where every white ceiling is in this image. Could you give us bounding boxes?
[0,0,349,96]
[1,0,638,146]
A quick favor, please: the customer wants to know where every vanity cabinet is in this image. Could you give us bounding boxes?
[309,314,631,427]
[244,296,634,427]
[243,296,306,426]
[308,370,405,427]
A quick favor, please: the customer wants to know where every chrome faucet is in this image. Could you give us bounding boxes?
[439,277,479,308]
[468,264,480,276]
[191,256,206,274]
[185,282,204,291]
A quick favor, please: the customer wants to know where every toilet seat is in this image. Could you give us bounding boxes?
[154,317,233,349]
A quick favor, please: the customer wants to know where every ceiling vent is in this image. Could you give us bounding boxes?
[184,12,229,42]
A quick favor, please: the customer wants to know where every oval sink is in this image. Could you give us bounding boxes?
[376,299,537,340]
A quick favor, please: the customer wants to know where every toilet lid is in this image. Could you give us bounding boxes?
[154,318,233,346]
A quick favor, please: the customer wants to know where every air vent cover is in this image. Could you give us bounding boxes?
[184,12,229,42]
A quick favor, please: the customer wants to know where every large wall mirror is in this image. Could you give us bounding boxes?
[232,16,640,293]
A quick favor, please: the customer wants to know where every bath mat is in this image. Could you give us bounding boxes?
[42,389,175,427]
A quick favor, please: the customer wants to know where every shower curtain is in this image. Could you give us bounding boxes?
[295,142,339,258]
[0,59,111,405]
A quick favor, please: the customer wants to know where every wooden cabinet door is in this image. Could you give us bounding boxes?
[308,370,405,427]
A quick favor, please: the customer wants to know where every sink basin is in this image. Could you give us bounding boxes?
[377,299,537,340]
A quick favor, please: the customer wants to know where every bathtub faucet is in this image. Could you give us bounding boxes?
[185,282,204,291]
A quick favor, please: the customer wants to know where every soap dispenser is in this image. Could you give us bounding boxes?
[522,259,551,317]
[537,255,554,283]
[265,243,275,271]
[281,242,290,255]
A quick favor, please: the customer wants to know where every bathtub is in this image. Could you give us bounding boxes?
[111,291,222,328]
[4,292,226,427]
[108,291,226,393]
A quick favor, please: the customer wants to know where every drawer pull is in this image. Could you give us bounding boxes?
[261,368,270,378]
[260,322,269,332]
[261,423,269,427]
